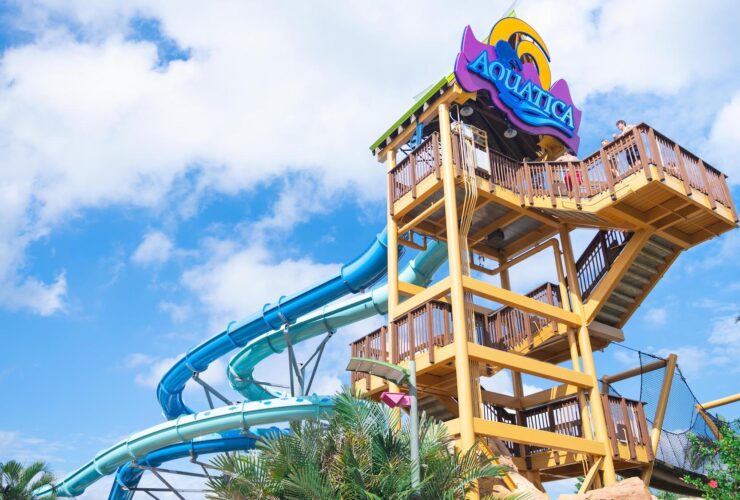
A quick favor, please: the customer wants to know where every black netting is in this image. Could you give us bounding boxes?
[602,346,737,479]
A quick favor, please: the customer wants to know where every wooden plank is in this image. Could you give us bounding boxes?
[578,457,604,494]
[600,148,617,199]
[673,144,692,196]
[471,418,607,456]
[633,128,652,181]
[647,127,665,181]
[466,343,593,388]
[392,277,451,319]
[698,159,717,210]
[601,394,619,459]
[462,276,582,327]
[620,398,637,459]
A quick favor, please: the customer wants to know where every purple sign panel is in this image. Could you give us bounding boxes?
[454,25,582,153]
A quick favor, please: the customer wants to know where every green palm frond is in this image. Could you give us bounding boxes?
[207,387,524,500]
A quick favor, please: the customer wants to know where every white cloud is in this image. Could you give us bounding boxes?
[612,349,636,367]
[651,316,740,380]
[708,90,740,182]
[1,0,737,316]
[0,430,67,464]
[159,300,191,323]
[481,371,543,397]
[644,307,667,327]
[181,239,339,326]
[132,231,173,266]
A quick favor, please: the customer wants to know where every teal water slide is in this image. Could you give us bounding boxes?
[35,234,447,498]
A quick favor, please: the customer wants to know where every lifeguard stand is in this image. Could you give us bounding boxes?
[350,17,737,496]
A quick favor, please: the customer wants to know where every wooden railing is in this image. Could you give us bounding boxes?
[350,229,634,373]
[390,124,736,217]
[350,282,562,371]
[392,300,457,364]
[603,394,654,461]
[349,326,387,390]
[388,132,441,205]
[575,230,632,299]
[481,395,652,460]
[487,282,562,351]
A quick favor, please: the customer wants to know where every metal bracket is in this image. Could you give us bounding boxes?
[283,324,336,397]
[192,372,234,409]
[128,462,211,500]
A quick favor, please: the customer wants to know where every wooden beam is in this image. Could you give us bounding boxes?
[470,418,607,456]
[398,198,446,235]
[467,343,593,388]
[519,384,580,409]
[601,359,666,385]
[502,226,558,259]
[579,457,604,494]
[398,280,425,297]
[462,276,582,327]
[642,353,677,485]
[480,389,520,409]
[701,393,740,411]
[392,277,450,319]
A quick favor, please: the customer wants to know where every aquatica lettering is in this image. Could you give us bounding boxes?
[467,49,575,135]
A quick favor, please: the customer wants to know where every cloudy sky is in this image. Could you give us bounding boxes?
[1,0,739,497]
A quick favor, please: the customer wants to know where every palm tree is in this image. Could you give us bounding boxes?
[207,388,520,499]
[0,460,56,499]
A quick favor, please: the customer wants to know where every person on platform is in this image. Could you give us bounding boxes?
[557,150,582,193]
[615,119,635,137]
[614,119,641,170]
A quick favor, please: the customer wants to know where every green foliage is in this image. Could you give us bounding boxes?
[0,460,56,500]
[207,388,519,499]
[573,476,584,493]
[682,420,739,500]
[654,491,678,499]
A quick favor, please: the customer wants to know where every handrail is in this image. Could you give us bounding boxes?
[481,394,652,460]
[389,123,736,217]
[575,230,632,299]
[389,132,441,204]
[349,230,631,369]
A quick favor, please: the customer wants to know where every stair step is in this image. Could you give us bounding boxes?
[615,281,644,296]
[625,271,651,285]
[630,260,659,275]
[646,238,674,256]
[597,310,622,325]
[604,301,629,313]
[636,251,665,267]
[610,290,637,304]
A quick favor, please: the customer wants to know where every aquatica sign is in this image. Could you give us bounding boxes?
[454,18,582,153]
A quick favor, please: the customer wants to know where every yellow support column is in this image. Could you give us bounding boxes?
[385,149,402,422]
[560,225,617,486]
[642,353,677,484]
[439,103,478,465]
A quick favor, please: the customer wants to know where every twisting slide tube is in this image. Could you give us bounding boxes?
[35,396,334,497]
[106,241,448,499]
[107,428,287,500]
[158,228,394,419]
[228,240,448,401]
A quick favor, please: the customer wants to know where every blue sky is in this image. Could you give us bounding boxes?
[1,1,739,497]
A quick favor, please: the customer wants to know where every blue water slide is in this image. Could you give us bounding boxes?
[158,228,396,419]
[107,241,448,499]
[227,240,448,401]
[108,428,286,500]
[36,396,334,498]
